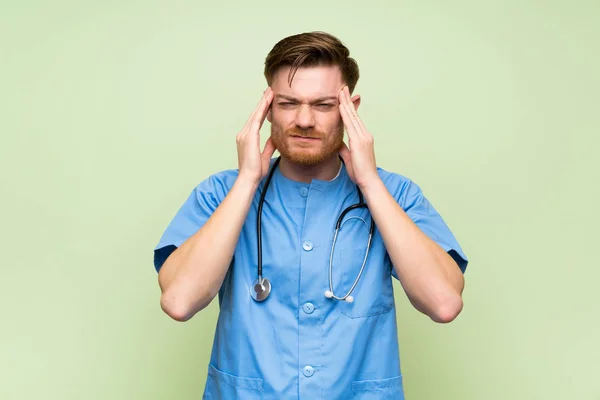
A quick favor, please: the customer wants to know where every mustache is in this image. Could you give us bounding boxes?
[284,127,325,138]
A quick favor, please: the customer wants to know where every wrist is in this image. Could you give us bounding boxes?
[235,174,261,191]
[359,176,386,201]
[358,175,384,194]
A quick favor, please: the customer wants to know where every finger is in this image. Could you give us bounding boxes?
[261,136,276,159]
[242,88,271,134]
[338,142,355,182]
[341,86,362,133]
[244,90,268,128]
[345,93,372,145]
[261,137,276,176]
[338,87,353,132]
[338,88,361,139]
[241,100,263,136]
[247,88,271,130]
[252,88,274,132]
[342,86,368,138]
[343,86,361,119]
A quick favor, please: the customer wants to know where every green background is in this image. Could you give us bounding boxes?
[1,1,598,399]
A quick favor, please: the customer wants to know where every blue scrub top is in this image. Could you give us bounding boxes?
[154,159,468,400]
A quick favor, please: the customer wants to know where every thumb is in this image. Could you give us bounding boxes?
[338,142,355,183]
[261,137,276,173]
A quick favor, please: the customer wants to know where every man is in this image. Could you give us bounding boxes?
[153,31,468,399]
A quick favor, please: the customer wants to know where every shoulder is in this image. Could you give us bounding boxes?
[191,167,240,203]
[376,166,412,188]
[375,166,423,203]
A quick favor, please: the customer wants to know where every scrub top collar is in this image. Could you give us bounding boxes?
[269,156,350,194]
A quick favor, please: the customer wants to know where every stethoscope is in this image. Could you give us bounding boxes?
[251,156,375,303]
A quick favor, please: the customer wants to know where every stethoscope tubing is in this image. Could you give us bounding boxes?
[253,156,375,303]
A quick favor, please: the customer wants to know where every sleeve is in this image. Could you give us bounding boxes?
[152,173,232,272]
[389,176,469,277]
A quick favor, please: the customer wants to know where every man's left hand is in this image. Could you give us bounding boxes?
[337,86,381,191]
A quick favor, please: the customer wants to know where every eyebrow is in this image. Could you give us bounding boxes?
[274,94,338,103]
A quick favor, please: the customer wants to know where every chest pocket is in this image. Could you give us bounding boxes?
[332,214,395,319]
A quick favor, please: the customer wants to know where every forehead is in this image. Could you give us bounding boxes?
[271,65,344,99]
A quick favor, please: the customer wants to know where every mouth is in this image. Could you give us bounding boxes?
[290,135,321,142]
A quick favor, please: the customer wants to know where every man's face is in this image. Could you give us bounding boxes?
[267,65,353,165]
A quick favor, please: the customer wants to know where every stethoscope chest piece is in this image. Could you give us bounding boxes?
[251,277,271,302]
[251,156,374,304]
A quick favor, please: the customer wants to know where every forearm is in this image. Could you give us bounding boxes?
[362,179,464,323]
[158,176,259,321]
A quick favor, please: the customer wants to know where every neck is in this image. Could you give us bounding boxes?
[278,155,341,183]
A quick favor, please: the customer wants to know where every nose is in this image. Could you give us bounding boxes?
[294,105,315,129]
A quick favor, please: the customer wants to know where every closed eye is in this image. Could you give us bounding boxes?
[315,103,335,110]
[276,101,335,110]
[278,102,297,108]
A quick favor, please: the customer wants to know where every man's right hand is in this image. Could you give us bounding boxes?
[236,87,276,184]
[159,88,278,322]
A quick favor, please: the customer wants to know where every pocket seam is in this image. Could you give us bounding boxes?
[341,301,394,319]
[352,375,403,393]
[208,364,263,391]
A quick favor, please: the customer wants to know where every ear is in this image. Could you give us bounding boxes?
[351,94,361,111]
